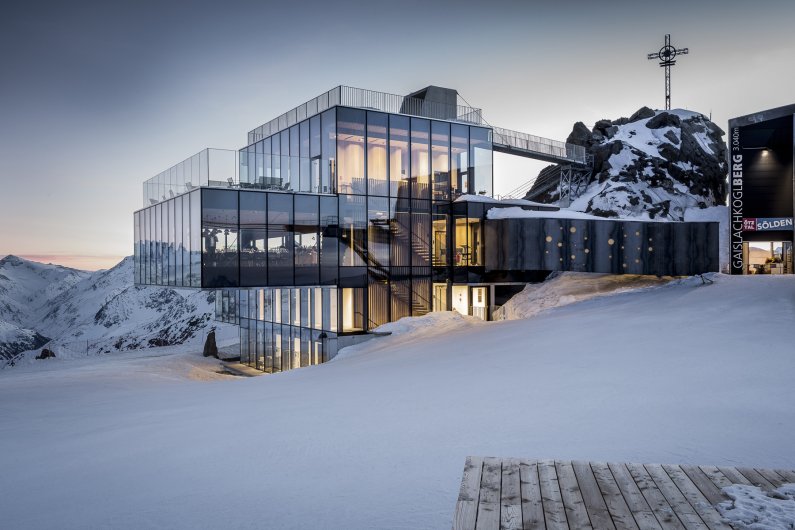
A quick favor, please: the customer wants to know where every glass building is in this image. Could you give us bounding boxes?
[134,85,719,372]
[134,86,498,371]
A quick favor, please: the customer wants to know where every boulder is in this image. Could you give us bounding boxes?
[203,329,218,358]
[36,348,55,360]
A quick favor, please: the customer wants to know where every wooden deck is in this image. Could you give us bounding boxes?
[452,457,795,530]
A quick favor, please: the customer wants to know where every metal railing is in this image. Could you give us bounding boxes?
[142,148,238,206]
[247,86,484,144]
[492,127,588,165]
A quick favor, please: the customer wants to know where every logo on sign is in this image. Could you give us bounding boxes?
[743,218,756,231]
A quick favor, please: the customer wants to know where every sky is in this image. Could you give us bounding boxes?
[1,0,794,270]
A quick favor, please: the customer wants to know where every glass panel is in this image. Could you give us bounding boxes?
[367,111,388,196]
[411,118,430,200]
[310,114,321,158]
[389,197,411,267]
[341,287,365,332]
[175,196,183,286]
[289,126,299,192]
[337,107,366,194]
[432,205,448,268]
[267,193,294,285]
[339,194,366,266]
[281,129,292,191]
[368,274,389,329]
[451,124,469,196]
[321,109,336,194]
[389,115,409,198]
[239,147,249,186]
[294,194,319,285]
[319,196,339,284]
[201,189,238,287]
[182,194,190,286]
[155,202,161,285]
[272,132,281,188]
[190,189,201,286]
[411,275,431,316]
[167,198,175,286]
[368,197,390,268]
[299,120,310,192]
[431,121,450,201]
[411,199,431,267]
[470,126,493,197]
[255,140,265,187]
[390,269,410,321]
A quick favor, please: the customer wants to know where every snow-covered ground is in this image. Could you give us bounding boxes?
[1,274,794,529]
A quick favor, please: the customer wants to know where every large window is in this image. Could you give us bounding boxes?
[451,124,469,196]
[367,112,388,196]
[267,193,294,285]
[389,115,410,198]
[201,189,239,287]
[470,127,493,197]
[240,191,267,286]
[411,118,430,200]
[339,194,366,267]
[337,108,366,195]
[321,109,336,194]
[319,196,338,284]
[431,121,450,201]
[294,195,319,284]
[368,197,390,268]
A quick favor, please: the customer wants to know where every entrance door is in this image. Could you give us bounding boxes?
[471,287,487,320]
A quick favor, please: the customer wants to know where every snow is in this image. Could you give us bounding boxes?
[493,272,674,320]
[1,274,794,529]
[487,206,606,220]
[718,483,795,529]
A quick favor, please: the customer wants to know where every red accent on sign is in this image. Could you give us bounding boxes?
[743,218,757,231]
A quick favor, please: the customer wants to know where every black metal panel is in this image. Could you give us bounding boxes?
[485,218,719,276]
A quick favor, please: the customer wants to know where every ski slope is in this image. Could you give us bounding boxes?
[1,274,793,529]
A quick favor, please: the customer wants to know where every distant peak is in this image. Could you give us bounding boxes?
[0,255,24,266]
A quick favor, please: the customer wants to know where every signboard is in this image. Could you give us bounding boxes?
[742,217,794,232]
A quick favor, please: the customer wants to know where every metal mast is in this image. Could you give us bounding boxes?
[647,34,689,110]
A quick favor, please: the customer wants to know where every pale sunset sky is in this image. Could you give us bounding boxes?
[1,0,794,270]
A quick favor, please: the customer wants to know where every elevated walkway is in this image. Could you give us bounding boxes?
[492,127,590,166]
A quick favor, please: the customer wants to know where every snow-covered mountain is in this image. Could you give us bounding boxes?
[528,107,728,221]
[0,255,229,361]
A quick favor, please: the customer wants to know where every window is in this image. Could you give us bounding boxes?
[239,192,267,287]
[367,112,388,196]
[267,193,293,285]
[368,197,390,268]
[201,189,239,287]
[411,118,430,200]
[431,121,450,201]
[294,194,319,285]
[337,108,366,194]
[319,196,339,284]
[321,109,336,194]
[339,194,366,267]
[451,124,469,196]
[390,115,409,198]
[470,127,493,197]
[300,121,310,192]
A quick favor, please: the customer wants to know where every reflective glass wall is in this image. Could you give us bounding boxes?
[217,287,339,372]
[133,189,201,287]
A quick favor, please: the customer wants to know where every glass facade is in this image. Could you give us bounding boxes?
[218,287,339,372]
[134,102,493,373]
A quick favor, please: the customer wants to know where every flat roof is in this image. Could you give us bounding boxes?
[728,103,795,128]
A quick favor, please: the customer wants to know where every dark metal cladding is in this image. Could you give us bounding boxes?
[485,217,719,276]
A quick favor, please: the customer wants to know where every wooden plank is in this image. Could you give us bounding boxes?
[519,460,545,530]
[591,462,640,530]
[642,464,706,530]
[735,467,775,490]
[500,459,522,530]
[537,460,569,530]
[572,460,617,530]
[476,457,502,530]
[555,460,593,529]
[660,465,732,530]
[716,467,752,486]
[696,466,733,490]
[454,456,483,530]
[754,468,785,488]
[775,468,795,483]
[625,463,687,530]
[679,465,729,505]
[607,463,665,530]
[454,501,478,530]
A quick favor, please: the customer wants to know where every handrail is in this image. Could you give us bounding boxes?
[492,126,588,165]
[247,86,484,144]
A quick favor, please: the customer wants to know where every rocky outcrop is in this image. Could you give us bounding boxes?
[203,329,218,358]
[527,107,728,220]
[36,348,56,360]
